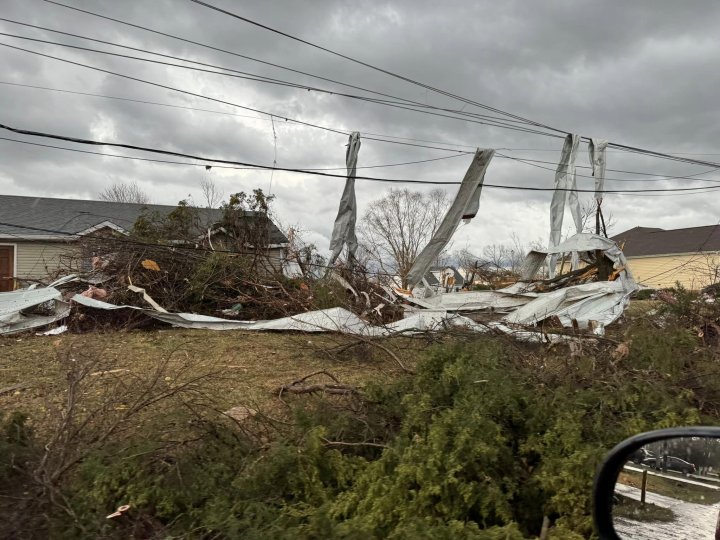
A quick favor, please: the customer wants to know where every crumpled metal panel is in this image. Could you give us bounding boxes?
[328,132,361,265]
[0,287,70,334]
[522,233,636,289]
[502,280,633,334]
[548,134,582,276]
[406,149,494,289]
[589,138,608,201]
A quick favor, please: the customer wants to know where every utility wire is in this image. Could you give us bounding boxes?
[187,0,564,135]
[501,154,720,180]
[0,41,483,155]
[3,123,720,194]
[0,31,558,137]
[495,153,720,185]
[189,0,720,169]
[0,134,465,171]
[0,81,481,152]
[5,135,720,196]
[0,41,349,135]
[0,19,544,130]
[6,80,720,181]
[36,0,720,169]
[39,0,555,133]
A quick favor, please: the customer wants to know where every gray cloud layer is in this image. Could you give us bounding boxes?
[2,0,720,255]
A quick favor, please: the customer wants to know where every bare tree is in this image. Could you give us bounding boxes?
[574,200,616,237]
[358,188,449,288]
[98,180,150,204]
[200,175,224,209]
[456,234,546,287]
[455,248,494,285]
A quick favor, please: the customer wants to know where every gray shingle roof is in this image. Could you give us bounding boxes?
[0,194,288,244]
[612,225,720,257]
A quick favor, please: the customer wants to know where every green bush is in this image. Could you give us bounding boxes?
[633,288,655,300]
[2,326,715,539]
[473,284,494,291]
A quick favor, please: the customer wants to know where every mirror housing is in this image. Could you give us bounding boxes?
[593,426,720,539]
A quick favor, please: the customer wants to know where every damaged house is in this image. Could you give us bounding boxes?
[0,194,288,291]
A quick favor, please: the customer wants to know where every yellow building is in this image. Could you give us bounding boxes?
[612,226,720,290]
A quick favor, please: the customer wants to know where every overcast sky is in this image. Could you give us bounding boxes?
[2,0,720,256]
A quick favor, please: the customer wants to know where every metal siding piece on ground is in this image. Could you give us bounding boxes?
[588,138,608,201]
[502,280,633,334]
[328,132,361,265]
[406,149,495,289]
[0,287,61,318]
[396,287,536,313]
[548,134,581,277]
[0,286,70,334]
[398,234,637,335]
[70,294,574,342]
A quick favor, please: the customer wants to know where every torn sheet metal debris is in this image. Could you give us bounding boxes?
[128,285,168,313]
[502,280,633,335]
[71,294,582,343]
[0,287,70,335]
[548,134,582,276]
[588,138,608,201]
[406,148,494,289]
[520,233,635,288]
[397,233,637,336]
[328,131,361,266]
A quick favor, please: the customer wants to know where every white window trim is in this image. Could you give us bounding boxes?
[0,243,18,282]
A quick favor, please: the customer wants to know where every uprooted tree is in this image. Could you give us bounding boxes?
[358,188,449,288]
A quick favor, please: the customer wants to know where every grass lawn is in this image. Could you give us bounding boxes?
[618,470,720,505]
[0,328,420,436]
[613,494,675,522]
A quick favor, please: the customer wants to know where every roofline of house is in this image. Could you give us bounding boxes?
[0,235,75,241]
[626,250,720,259]
[76,220,129,236]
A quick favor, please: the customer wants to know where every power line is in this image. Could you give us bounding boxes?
[17,7,557,136]
[495,153,720,185]
[0,30,558,138]
[36,0,720,170]
[0,41,349,135]
[0,134,466,172]
[39,0,558,135]
[0,41,486,155]
[187,0,565,135]
[7,75,716,181]
[0,80,481,152]
[0,18,546,131]
[5,79,720,183]
[188,0,720,172]
[501,154,720,180]
[4,123,720,194]
[3,135,718,197]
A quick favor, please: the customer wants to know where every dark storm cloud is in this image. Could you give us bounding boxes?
[2,0,720,255]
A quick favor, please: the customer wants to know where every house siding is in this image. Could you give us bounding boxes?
[14,241,80,283]
[628,253,720,290]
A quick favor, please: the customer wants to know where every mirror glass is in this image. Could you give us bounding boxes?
[612,436,720,539]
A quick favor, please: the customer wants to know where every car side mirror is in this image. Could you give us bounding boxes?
[593,427,720,539]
